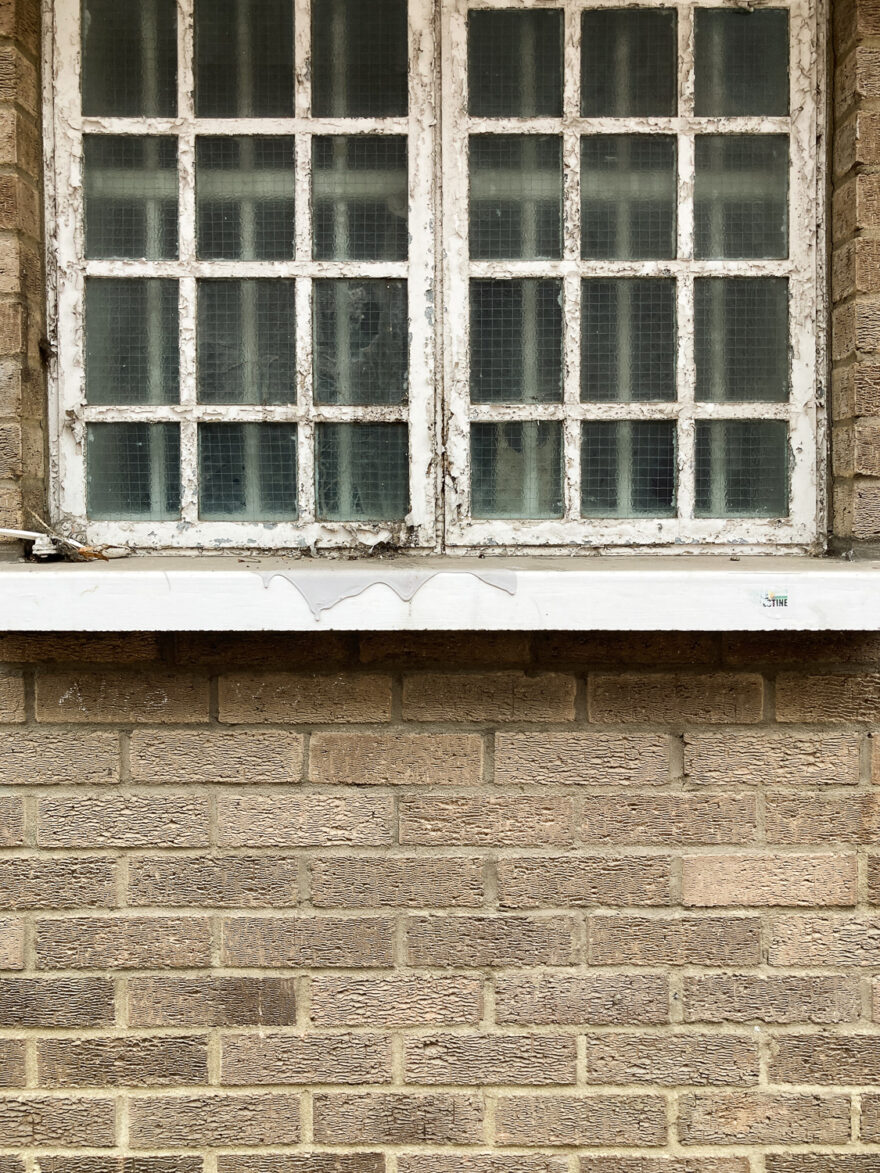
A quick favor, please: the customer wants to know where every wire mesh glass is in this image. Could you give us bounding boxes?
[581,135,676,260]
[695,420,789,517]
[581,421,676,517]
[312,0,408,117]
[694,135,789,260]
[314,280,408,405]
[197,280,296,405]
[581,10,677,117]
[695,278,789,403]
[470,280,563,404]
[196,137,295,262]
[468,10,564,118]
[695,9,789,117]
[199,423,298,520]
[194,0,294,117]
[316,423,409,521]
[87,423,180,520]
[81,0,177,117]
[470,422,563,519]
[85,279,179,406]
[581,279,676,403]
[313,137,408,262]
[84,136,178,260]
[469,135,563,261]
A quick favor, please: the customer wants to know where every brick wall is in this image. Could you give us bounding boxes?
[0,631,870,1169]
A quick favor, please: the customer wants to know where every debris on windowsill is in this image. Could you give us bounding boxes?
[0,520,132,563]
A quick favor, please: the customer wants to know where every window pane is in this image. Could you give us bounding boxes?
[87,423,180,520]
[312,0,408,117]
[696,279,789,403]
[316,424,409,521]
[86,279,179,406]
[313,137,408,261]
[195,0,293,117]
[581,135,676,260]
[694,135,789,259]
[198,280,296,405]
[199,424,297,520]
[695,9,789,117]
[470,135,562,260]
[84,136,178,260]
[581,10,677,117]
[471,422,563,519]
[314,280,408,406]
[695,420,789,517]
[197,137,295,261]
[581,421,676,517]
[581,279,676,403]
[82,0,177,117]
[470,280,563,404]
[468,10,563,118]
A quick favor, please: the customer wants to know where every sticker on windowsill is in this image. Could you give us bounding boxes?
[761,590,789,609]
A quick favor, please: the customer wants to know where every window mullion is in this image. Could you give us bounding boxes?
[562,4,582,522]
[675,3,696,522]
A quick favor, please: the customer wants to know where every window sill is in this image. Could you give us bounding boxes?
[0,554,877,631]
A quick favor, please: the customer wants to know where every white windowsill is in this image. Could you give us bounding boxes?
[0,555,877,631]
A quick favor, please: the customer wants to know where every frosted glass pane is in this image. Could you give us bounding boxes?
[314,280,407,405]
[199,424,297,520]
[694,135,789,259]
[198,280,296,405]
[86,279,179,406]
[581,135,676,260]
[470,280,563,404]
[82,0,177,117]
[316,424,409,521]
[695,9,789,116]
[581,10,677,117]
[468,10,563,118]
[313,0,408,117]
[695,420,788,517]
[197,137,295,261]
[695,279,789,403]
[471,422,563,519]
[581,279,676,403]
[313,137,408,261]
[581,421,676,518]
[195,0,293,117]
[470,135,562,260]
[84,136,178,260]
[87,423,180,520]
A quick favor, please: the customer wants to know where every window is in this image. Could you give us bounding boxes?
[47,0,822,552]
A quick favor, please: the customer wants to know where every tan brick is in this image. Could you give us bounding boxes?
[0,858,115,910]
[129,976,296,1027]
[768,795,880,844]
[130,729,303,784]
[129,856,298,908]
[0,670,24,722]
[770,915,880,966]
[310,976,482,1027]
[0,1040,24,1087]
[221,916,394,968]
[581,795,757,845]
[402,672,576,722]
[852,479,880,538]
[495,974,669,1026]
[218,793,393,847]
[766,1157,880,1173]
[494,733,670,787]
[176,631,353,669]
[589,915,761,966]
[309,733,483,786]
[776,673,880,721]
[580,1162,750,1173]
[406,914,577,968]
[684,975,861,1024]
[400,1160,567,1173]
[221,1033,392,1086]
[0,0,40,53]
[0,176,39,241]
[360,632,530,667]
[496,857,671,908]
[0,919,23,969]
[770,1033,880,1084]
[37,1036,207,1088]
[861,1094,880,1138]
[218,1158,382,1173]
[404,1034,576,1086]
[589,673,763,724]
[677,1092,851,1145]
[841,45,880,105]
[0,1096,116,1146]
[399,796,573,846]
[219,673,391,723]
[312,1093,482,1145]
[310,857,483,908]
[0,797,24,846]
[0,633,161,664]
[39,1161,201,1173]
[494,1094,666,1146]
[0,730,118,784]
[682,854,858,908]
[129,1093,301,1146]
[35,670,209,723]
[533,633,720,668]
[0,977,113,1027]
[38,794,209,848]
[584,1033,758,1087]
[684,733,860,787]
[36,916,211,970]
[0,421,21,479]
